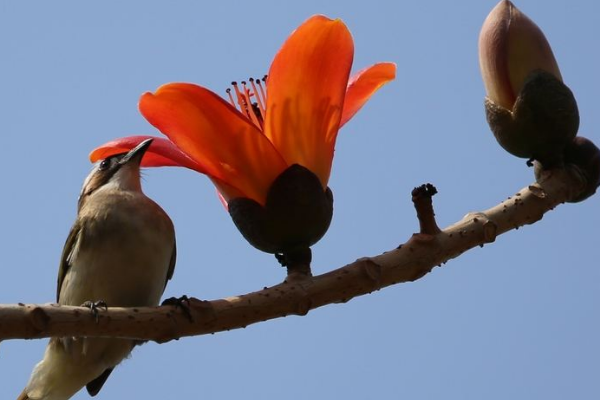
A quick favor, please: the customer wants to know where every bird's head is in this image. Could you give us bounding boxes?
[79,138,153,208]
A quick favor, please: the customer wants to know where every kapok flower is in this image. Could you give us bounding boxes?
[479,1,578,168]
[479,0,562,111]
[91,15,395,263]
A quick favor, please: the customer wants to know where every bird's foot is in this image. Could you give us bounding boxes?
[162,295,193,322]
[81,300,108,323]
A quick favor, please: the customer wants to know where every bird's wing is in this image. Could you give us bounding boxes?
[56,221,83,303]
[165,240,177,289]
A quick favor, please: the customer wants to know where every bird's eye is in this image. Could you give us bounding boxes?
[98,159,110,171]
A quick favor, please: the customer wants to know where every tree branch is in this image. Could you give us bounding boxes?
[0,167,586,343]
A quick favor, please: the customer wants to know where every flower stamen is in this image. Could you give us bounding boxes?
[241,81,263,129]
[230,81,246,112]
[225,88,236,108]
[226,77,268,131]
[249,78,266,118]
[256,76,268,108]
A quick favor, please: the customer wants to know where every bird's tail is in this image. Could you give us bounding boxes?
[18,339,94,400]
[19,337,133,400]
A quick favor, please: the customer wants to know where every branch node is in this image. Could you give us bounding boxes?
[29,307,50,332]
[360,258,383,286]
[482,221,498,243]
[410,233,437,243]
[528,185,547,199]
[188,298,217,321]
[295,298,313,316]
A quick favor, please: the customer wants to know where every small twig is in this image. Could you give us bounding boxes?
[412,183,441,235]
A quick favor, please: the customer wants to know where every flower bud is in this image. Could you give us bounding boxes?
[480,1,578,167]
[479,0,561,110]
[484,70,579,166]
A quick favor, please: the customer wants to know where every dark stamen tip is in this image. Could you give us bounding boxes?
[241,80,247,85]
[231,81,238,86]
[226,88,231,93]
[249,77,254,82]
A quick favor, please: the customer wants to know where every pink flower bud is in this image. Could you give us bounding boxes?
[479,0,562,110]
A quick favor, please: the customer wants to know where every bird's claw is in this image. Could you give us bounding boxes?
[81,300,108,323]
[161,295,193,322]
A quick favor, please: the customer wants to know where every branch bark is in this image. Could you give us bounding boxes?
[0,167,586,343]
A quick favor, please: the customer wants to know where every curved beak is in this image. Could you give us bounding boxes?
[119,138,154,165]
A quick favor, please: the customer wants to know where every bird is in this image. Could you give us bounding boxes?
[18,138,176,400]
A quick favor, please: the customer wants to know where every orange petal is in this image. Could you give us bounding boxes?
[340,62,396,128]
[90,135,206,172]
[140,83,288,205]
[264,15,354,187]
[211,177,246,205]
[90,136,246,202]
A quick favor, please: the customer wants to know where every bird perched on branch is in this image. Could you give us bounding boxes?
[18,138,176,400]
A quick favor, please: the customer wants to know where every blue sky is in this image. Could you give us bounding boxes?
[1,0,598,399]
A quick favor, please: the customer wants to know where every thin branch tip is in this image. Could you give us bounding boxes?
[412,183,441,235]
[411,183,438,198]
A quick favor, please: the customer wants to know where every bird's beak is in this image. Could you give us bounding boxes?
[119,138,153,166]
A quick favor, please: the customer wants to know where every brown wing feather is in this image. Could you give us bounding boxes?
[56,221,83,303]
[164,240,177,290]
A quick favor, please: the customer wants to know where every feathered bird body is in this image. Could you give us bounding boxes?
[19,139,176,400]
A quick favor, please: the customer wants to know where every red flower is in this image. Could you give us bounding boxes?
[91,15,395,207]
